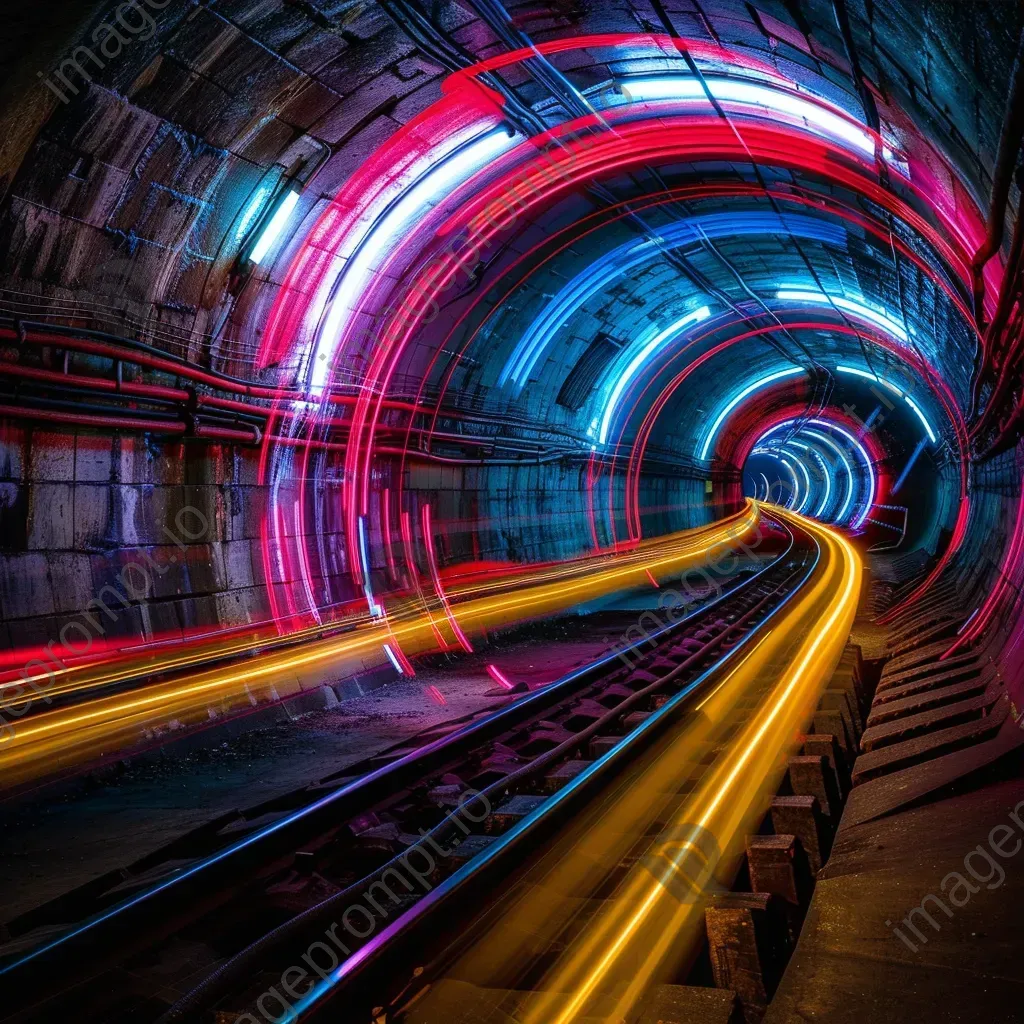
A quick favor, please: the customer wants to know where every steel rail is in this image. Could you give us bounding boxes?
[0,520,794,1020]
[158,530,807,1022]
[287,515,819,1022]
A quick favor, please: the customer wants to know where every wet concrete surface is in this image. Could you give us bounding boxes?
[765,752,1024,1023]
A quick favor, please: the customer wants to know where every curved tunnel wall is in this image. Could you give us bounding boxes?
[0,1,1021,720]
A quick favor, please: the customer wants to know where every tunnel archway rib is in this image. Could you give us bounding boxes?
[251,32,985,630]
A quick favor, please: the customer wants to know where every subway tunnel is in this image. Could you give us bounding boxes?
[1,1,1023,1021]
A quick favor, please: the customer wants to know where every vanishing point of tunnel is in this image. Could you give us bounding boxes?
[0,1,1023,1022]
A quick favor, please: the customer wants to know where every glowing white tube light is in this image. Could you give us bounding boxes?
[699,366,804,460]
[382,644,403,673]
[249,189,300,266]
[358,516,382,618]
[758,419,871,527]
[836,364,902,395]
[904,395,938,443]
[777,457,800,510]
[806,419,875,529]
[803,428,855,523]
[307,127,518,395]
[616,76,879,162]
[806,446,833,519]
[790,454,813,514]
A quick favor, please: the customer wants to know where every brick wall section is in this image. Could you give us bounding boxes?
[0,425,273,651]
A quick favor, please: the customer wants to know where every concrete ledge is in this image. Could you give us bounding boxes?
[764,773,1024,1024]
[853,695,1009,782]
[860,687,1004,753]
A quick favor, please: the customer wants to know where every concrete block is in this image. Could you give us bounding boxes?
[746,835,809,910]
[822,687,861,740]
[145,598,183,639]
[72,484,113,549]
[47,553,95,614]
[74,435,114,483]
[0,552,56,619]
[440,833,497,871]
[27,432,74,482]
[27,483,74,549]
[770,796,829,876]
[0,482,28,546]
[800,732,848,795]
[705,892,789,1017]
[833,659,868,717]
[283,685,336,717]
[812,708,853,762]
[213,589,252,626]
[147,548,190,600]
[589,735,619,759]
[181,485,223,541]
[541,759,591,794]
[485,795,547,834]
[788,755,841,820]
[180,544,221,595]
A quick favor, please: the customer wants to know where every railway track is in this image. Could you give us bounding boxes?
[0,510,820,1023]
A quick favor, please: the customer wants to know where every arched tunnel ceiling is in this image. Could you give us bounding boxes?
[0,0,1021,634]
[1,0,1018,363]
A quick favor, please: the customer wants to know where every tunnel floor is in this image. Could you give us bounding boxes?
[0,606,654,920]
[1,524,1021,1023]
[767,775,1024,1024]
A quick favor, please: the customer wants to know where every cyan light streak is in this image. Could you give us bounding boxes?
[756,440,824,518]
[804,419,875,529]
[758,419,873,527]
[904,395,938,443]
[699,367,804,460]
[836,365,938,443]
[893,436,928,494]
[836,364,902,394]
[500,212,846,388]
[786,440,835,520]
[803,428,855,523]
[236,181,277,243]
[597,306,711,444]
[776,289,909,342]
[806,446,833,518]
[777,457,800,510]
[790,454,813,514]
[752,448,798,509]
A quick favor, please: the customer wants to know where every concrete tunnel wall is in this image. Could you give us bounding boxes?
[1,0,1023,684]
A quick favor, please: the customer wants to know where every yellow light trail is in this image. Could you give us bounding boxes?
[522,508,860,1024]
[1,506,757,712]
[0,504,761,791]
[398,508,860,1024]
